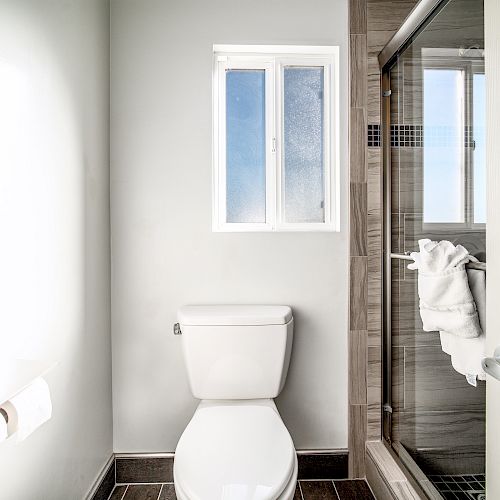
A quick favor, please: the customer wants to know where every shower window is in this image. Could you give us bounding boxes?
[422,57,486,227]
[212,46,339,232]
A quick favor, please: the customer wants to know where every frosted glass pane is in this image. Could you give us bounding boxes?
[473,73,486,224]
[225,70,266,223]
[283,67,325,223]
[423,69,464,223]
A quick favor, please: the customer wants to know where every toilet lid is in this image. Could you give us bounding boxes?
[174,402,296,500]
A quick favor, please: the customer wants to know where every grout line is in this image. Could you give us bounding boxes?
[119,485,128,500]
[106,480,116,500]
[364,478,377,499]
[327,478,356,482]
[156,484,163,500]
[91,455,115,500]
[120,482,164,485]
[298,480,305,500]
[114,482,171,486]
[298,478,348,482]
[331,480,341,500]
[115,453,175,458]
[106,484,128,500]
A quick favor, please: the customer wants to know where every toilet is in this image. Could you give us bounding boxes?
[174,305,297,500]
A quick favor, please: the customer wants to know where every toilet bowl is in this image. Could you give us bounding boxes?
[174,400,297,500]
[174,305,295,500]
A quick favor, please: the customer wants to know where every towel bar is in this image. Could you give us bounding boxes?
[390,253,487,271]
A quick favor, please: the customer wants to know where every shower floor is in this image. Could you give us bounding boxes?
[429,474,485,500]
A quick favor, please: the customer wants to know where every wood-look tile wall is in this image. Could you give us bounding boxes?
[348,0,368,479]
[348,0,417,479]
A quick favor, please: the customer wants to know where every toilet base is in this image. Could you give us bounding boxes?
[174,453,298,500]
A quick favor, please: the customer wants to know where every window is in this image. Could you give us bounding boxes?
[422,53,485,227]
[423,67,465,224]
[472,72,486,224]
[212,45,339,232]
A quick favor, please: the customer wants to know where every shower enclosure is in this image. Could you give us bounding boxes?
[380,0,486,497]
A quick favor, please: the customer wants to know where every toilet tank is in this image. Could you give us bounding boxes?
[177,305,294,400]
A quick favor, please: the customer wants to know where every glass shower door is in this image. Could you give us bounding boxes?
[384,0,486,497]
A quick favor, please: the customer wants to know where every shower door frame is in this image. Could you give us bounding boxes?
[380,0,453,447]
[381,69,392,445]
[378,3,450,494]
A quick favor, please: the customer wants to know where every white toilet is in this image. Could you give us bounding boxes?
[174,305,297,500]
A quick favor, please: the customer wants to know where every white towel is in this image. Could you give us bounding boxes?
[440,268,486,386]
[408,239,482,339]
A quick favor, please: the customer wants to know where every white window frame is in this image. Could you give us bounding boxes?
[212,45,340,232]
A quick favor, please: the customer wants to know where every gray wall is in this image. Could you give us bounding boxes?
[0,0,112,498]
[111,0,349,452]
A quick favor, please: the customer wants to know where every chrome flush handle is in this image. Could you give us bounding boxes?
[173,323,182,335]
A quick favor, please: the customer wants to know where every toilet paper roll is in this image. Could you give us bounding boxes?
[0,409,7,443]
[1,378,52,441]
[1,401,18,438]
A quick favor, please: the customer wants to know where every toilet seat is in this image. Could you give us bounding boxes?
[174,400,297,500]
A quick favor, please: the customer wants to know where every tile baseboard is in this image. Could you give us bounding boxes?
[297,451,349,480]
[116,456,174,484]
[86,455,115,500]
[89,450,349,498]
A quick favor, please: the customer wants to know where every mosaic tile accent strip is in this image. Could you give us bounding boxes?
[391,124,423,147]
[465,125,477,148]
[367,124,380,147]
[386,124,477,148]
[429,474,485,500]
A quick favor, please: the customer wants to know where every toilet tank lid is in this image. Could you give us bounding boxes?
[177,305,293,326]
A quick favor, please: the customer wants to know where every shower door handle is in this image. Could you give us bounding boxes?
[482,346,500,381]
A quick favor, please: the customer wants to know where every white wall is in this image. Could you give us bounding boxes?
[485,0,500,497]
[0,0,112,498]
[111,0,349,452]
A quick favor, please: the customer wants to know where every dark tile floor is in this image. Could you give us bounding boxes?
[429,474,486,500]
[108,479,375,500]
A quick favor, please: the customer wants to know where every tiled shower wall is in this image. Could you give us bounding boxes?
[349,0,487,479]
[348,0,417,478]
